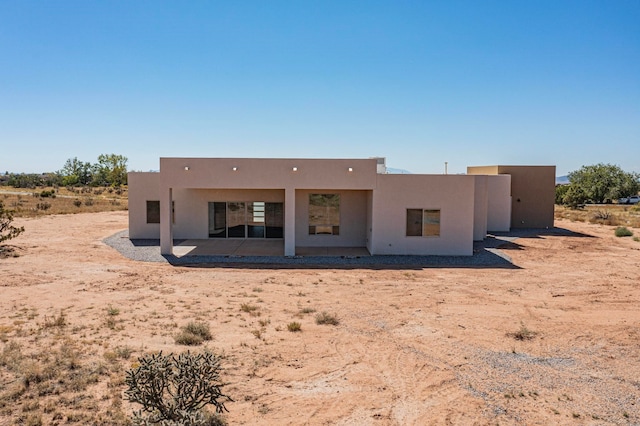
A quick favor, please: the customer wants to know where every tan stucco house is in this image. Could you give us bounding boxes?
[128,157,555,256]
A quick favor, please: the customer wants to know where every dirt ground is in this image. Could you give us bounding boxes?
[1,211,639,425]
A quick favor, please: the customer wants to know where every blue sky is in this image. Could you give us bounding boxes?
[1,1,638,176]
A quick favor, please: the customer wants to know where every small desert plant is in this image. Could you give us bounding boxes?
[84,198,94,206]
[115,345,134,360]
[174,322,212,346]
[0,201,24,244]
[299,307,316,314]
[508,322,537,340]
[592,210,610,220]
[240,303,258,313]
[107,305,120,316]
[73,199,82,207]
[614,226,633,237]
[42,310,66,328]
[124,351,232,424]
[183,322,212,340]
[287,322,302,332]
[35,202,51,211]
[175,332,204,346]
[315,312,340,326]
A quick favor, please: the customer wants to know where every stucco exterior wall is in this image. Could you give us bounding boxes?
[366,191,373,253]
[128,172,160,239]
[473,175,488,241]
[498,166,555,228]
[486,175,511,232]
[371,174,475,255]
[468,165,555,229]
[159,158,378,190]
[294,190,368,247]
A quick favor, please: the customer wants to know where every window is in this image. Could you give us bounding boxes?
[146,201,174,224]
[406,209,440,237]
[146,201,160,224]
[309,194,340,235]
[208,201,283,239]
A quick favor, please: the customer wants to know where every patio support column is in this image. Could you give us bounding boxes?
[284,187,295,256]
[160,187,173,255]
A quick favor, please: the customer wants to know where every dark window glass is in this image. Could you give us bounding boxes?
[309,194,340,235]
[146,201,160,224]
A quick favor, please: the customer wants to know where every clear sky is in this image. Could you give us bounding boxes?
[1,1,638,176]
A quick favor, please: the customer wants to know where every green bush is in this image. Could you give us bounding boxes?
[614,226,633,237]
[125,351,231,424]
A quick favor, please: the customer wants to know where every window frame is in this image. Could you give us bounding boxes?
[406,208,440,237]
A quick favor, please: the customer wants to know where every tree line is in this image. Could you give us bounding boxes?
[556,163,640,207]
[2,154,128,188]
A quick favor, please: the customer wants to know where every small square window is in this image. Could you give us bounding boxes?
[406,209,440,237]
[146,201,160,224]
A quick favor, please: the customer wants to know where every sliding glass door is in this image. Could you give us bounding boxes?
[208,202,227,238]
[208,202,283,239]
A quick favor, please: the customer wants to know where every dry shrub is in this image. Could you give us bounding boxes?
[287,322,302,332]
[508,323,537,341]
[315,312,340,325]
[175,322,212,346]
[0,187,128,218]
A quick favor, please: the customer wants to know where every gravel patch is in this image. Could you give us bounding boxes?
[103,230,522,268]
[455,346,639,424]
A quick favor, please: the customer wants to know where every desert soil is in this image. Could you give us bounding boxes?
[1,211,639,425]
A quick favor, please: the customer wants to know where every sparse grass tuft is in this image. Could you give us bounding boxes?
[42,311,66,329]
[287,322,302,332]
[240,303,259,313]
[508,322,537,340]
[315,311,340,326]
[299,307,316,314]
[106,306,120,316]
[240,303,261,316]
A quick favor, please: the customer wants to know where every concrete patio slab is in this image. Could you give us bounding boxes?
[174,239,284,257]
[295,246,370,257]
[171,239,370,257]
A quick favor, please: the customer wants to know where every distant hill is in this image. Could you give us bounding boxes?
[386,167,412,174]
[556,175,569,185]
